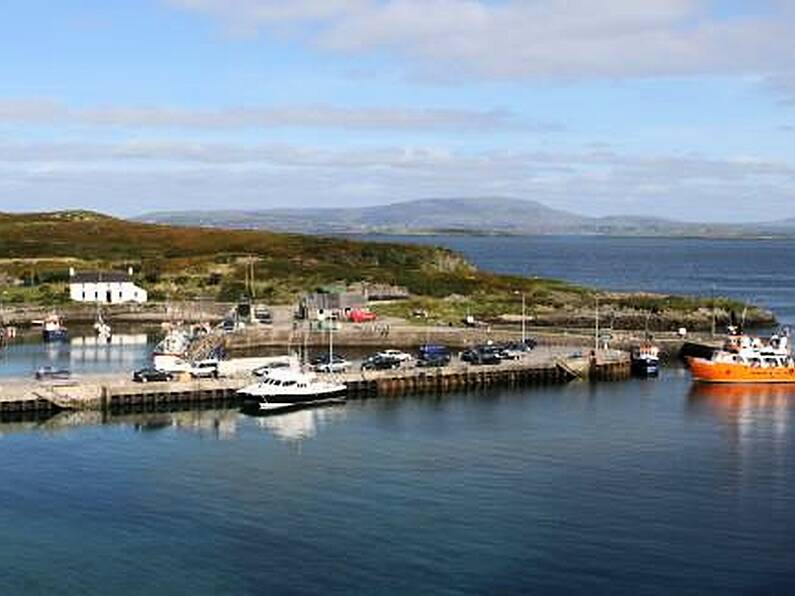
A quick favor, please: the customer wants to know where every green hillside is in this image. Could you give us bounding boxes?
[0,211,774,330]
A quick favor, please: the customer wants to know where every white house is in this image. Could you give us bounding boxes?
[69,268,148,304]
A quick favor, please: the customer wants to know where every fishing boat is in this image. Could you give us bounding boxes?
[237,368,347,411]
[631,341,660,377]
[41,313,68,343]
[688,330,795,384]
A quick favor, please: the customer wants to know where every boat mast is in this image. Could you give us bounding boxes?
[521,292,526,344]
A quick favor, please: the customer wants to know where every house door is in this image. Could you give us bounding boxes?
[106,290,113,303]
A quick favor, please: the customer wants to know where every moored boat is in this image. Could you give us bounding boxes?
[689,330,795,384]
[631,341,660,377]
[237,368,347,411]
[41,314,68,343]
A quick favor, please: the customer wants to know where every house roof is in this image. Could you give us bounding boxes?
[71,271,132,283]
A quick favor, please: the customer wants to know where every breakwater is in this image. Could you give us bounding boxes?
[0,352,631,415]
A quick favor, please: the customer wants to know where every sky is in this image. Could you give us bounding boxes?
[0,0,794,222]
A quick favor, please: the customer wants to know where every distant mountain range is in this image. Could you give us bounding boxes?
[138,198,795,238]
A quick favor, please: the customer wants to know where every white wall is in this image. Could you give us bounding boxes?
[69,281,148,304]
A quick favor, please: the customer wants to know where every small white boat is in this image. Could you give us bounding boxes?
[94,309,112,342]
[237,368,347,410]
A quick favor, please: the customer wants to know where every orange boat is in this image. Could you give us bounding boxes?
[688,330,795,384]
[688,356,795,384]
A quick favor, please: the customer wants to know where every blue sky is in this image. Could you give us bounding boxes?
[0,0,793,221]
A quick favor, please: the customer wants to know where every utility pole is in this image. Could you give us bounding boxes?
[249,256,256,324]
[711,284,717,337]
[595,296,600,353]
[328,319,334,364]
[250,257,256,300]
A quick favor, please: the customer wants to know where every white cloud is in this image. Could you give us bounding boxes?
[164,0,795,79]
[0,99,539,131]
[1,140,793,221]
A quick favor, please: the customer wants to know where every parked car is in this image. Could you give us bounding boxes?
[190,359,220,379]
[253,305,273,325]
[311,354,351,373]
[461,345,502,365]
[34,366,71,381]
[133,368,174,383]
[416,354,449,368]
[499,339,536,359]
[376,349,413,363]
[348,308,377,323]
[361,354,401,371]
[417,344,451,367]
[252,360,293,376]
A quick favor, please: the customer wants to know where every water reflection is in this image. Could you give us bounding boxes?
[253,405,347,442]
[69,334,149,368]
[688,383,795,442]
[0,332,153,378]
[0,403,347,443]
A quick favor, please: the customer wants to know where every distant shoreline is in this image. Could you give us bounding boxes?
[137,196,795,241]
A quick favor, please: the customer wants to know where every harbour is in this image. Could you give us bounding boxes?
[2,234,795,595]
[6,2,795,591]
[0,347,631,414]
[0,239,795,594]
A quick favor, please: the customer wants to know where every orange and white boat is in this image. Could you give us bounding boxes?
[688,331,795,384]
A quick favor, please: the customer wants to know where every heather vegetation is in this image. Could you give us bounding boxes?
[0,211,774,330]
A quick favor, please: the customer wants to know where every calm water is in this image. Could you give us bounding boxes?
[369,235,795,325]
[3,236,795,594]
[0,331,153,379]
[2,374,794,594]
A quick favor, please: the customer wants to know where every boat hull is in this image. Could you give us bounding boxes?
[688,357,795,384]
[631,357,660,377]
[42,329,69,343]
[238,387,348,404]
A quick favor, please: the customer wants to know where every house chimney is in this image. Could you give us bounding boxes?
[69,267,75,278]
[128,266,134,276]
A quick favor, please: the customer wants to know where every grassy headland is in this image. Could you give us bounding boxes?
[0,211,775,330]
